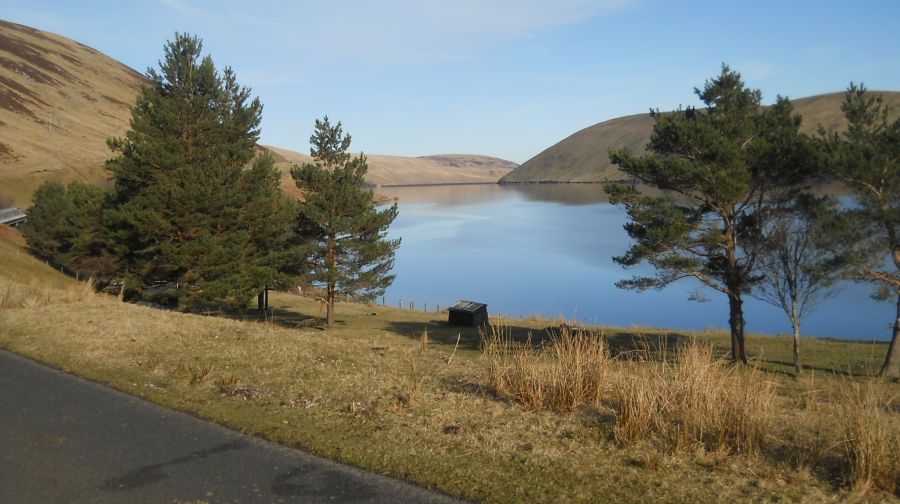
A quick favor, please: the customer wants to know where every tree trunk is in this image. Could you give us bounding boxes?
[881,290,900,379]
[791,305,802,375]
[257,291,264,317]
[326,283,335,328]
[326,232,336,328]
[727,291,748,364]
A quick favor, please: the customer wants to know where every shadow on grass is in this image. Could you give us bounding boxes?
[212,304,328,330]
[383,320,484,349]
[382,319,712,361]
[755,358,879,378]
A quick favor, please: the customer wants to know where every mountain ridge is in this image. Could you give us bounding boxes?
[500,90,900,184]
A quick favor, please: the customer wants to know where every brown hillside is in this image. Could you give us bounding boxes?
[0,19,144,205]
[264,146,516,187]
[500,91,900,184]
[0,20,516,206]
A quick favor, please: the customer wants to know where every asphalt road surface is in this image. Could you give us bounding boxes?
[0,349,463,503]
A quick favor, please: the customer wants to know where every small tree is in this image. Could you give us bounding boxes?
[751,195,843,374]
[291,116,400,327]
[105,34,292,308]
[606,65,813,363]
[821,84,900,378]
[23,181,115,278]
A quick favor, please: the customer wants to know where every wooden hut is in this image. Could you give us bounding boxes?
[448,300,488,327]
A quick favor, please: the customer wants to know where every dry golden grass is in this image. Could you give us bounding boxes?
[0,20,143,206]
[613,341,775,455]
[483,321,611,412]
[267,146,516,188]
[1,227,898,502]
[835,382,900,493]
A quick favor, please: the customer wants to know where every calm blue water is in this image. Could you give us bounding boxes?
[380,184,894,341]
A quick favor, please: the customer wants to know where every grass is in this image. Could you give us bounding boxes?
[611,340,775,455]
[483,323,611,412]
[835,382,899,493]
[0,226,898,502]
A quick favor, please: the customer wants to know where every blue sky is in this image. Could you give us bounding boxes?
[3,0,899,163]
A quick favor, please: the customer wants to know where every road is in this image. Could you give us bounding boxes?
[0,349,463,503]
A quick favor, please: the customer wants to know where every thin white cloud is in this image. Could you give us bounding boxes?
[159,0,206,17]
[737,61,779,81]
[156,0,636,63]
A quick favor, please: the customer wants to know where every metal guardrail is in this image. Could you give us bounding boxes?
[0,207,27,227]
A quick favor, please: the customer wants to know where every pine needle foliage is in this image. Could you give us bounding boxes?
[291,116,400,327]
[23,181,114,278]
[821,84,900,378]
[605,65,814,363]
[104,34,293,308]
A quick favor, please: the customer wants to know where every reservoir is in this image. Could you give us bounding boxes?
[380,184,893,341]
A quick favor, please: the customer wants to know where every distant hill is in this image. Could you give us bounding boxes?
[500,91,900,184]
[0,20,516,206]
[264,146,516,193]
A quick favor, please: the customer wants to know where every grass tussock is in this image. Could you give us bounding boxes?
[0,275,98,309]
[3,226,900,502]
[613,341,776,455]
[173,361,214,385]
[483,321,611,412]
[484,323,776,456]
[835,382,900,494]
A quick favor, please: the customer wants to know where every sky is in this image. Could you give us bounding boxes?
[3,0,899,163]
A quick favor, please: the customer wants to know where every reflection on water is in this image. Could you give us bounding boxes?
[379,183,611,206]
[380,184,892,341]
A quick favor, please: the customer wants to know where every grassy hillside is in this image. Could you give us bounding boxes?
[501,91,900,184]
[0,19,144,206]
[265,145,517,188]
[1,225,898,502]
[0,20,515,207]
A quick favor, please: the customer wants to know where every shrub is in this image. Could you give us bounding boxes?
[483,322,611,412]
[835,382,899,494]
[613,340,775,455]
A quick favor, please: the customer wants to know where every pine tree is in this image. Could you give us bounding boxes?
[24,181,114,278]
[822,84,900,378]
[291,116,400,327]
[606,65,813,363]
[105,34,292,308]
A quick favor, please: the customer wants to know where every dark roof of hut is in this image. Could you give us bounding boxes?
[448,300,487,312]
